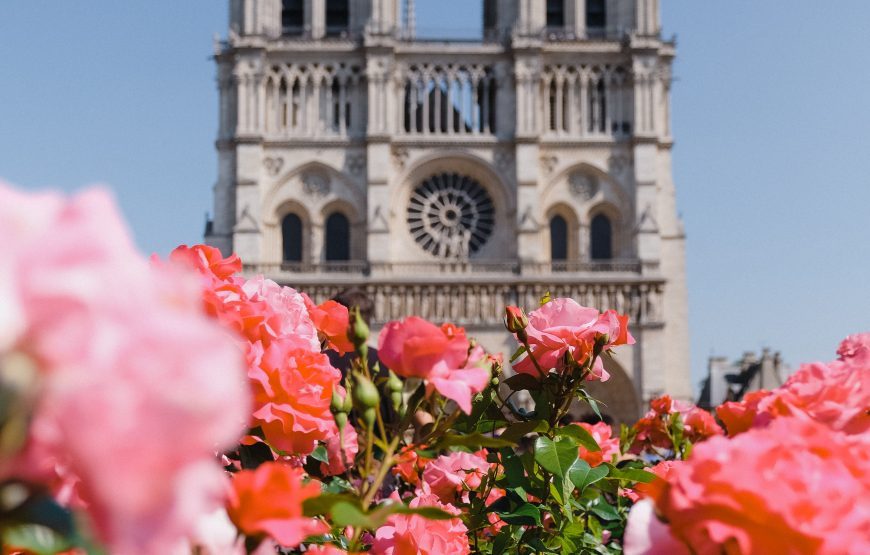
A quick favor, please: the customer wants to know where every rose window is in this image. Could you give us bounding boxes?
[407,173,495,258]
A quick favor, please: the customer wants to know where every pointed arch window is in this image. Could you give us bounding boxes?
[550,215,568,261]
[282,0,304,35]
[586,0,606,30]
[590,213,613,260]
[282,213,304,262]
[546,0,565,29]
[326,0,350,36]
[325,212,351,261]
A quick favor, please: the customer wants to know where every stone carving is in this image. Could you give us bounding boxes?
[264,157,284,176]
[392,147,409,170]
[569,172,598,200]
[347,154,366,175]
[292,281,664,328]
[608,154,630,177]
[301,170,330,197]
[540,154,558,175]
[494,147,514,173]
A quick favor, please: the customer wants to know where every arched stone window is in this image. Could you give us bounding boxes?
[282,213,304,262]
[325,212,351,261]
[546,0,565,29]
[282,0,304,35]
[550,215,568,261]
[325,0,350,35]
[586,0,606,31]
[590,213,613,260]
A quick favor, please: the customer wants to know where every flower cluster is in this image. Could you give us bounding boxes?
[169,244,344,456]
[0,182,249,553]
[5,179,866,555]
[625,334,870,555]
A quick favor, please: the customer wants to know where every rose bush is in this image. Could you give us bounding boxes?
[1,181,867,555]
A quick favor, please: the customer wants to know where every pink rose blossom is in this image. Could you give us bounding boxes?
[0,183,250,554]
[321,423,359,476]
[576,422,620,467]
[249,341,342,455]
[378,317,489,413]
[372,494,471,555]
[625,417,870,555]
[837,332,870,366]
[512,298,634,379]
[421,450,492,503]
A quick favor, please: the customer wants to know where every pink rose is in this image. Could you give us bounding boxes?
[632,396,722,452]
[249,341,342,455]
[372,494,471,555]
[512,298,634,379]
[0,183,250,554]
[226,463,328,548]
[378,317,489,413]
[625,417,870,554]
[575,422,620,467]
[321,423,359,476]
[421,450,492,503]
[837,332,870,366]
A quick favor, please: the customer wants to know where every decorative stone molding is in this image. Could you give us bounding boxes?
[301,170,330,197]
[347,154,366,175]
[284,280,665,328]
[569,172,598,201]
[540,154,558,175]
[264,156,284,176]
[391,146,409,169]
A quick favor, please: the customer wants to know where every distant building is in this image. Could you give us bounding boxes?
[698,349,786,410]
[207,0,690,422]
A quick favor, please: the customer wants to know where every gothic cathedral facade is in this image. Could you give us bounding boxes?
[208,0,690,421]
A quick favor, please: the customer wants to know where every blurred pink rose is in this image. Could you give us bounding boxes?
[378,317,489,413]
[576,422,620,467]
[512,298,634,379]
[632,395,722,452]
[421,450,492,503]
[837,332,870,366]
[321,423,359,476]
[371,494,471,555]
[0,183,250,554]
[226,462,327,548]
[625,417,870,554]
[719,354,869,436]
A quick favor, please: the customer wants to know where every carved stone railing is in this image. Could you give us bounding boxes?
[244,259,646,278]
[288,280,664,327]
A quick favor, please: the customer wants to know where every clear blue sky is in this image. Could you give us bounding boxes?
[2,1,868,390]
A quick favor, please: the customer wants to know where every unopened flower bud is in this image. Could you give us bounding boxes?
[334,411,348,432]
[504,306,529,340]
[352,372,380,411]
[349,307,370,349]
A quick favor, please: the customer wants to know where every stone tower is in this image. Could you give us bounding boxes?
[207,0,691,421]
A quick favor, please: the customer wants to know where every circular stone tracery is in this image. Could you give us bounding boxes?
[407,173,495,258]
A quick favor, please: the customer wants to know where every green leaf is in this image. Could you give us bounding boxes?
[496,503,541,526]
[491,528,513,555]
[303,494,360,517]
[503,373,541,391]
[567,459,609,492]
[588,500,621,521]
[309,444,329,464]
[608,466,656,484]
[432,432,515,451]
[556,424,602,452]
[329,501,452,529]
[533,436,579,479]
[499,419,547,444]
[2,525,72,555]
